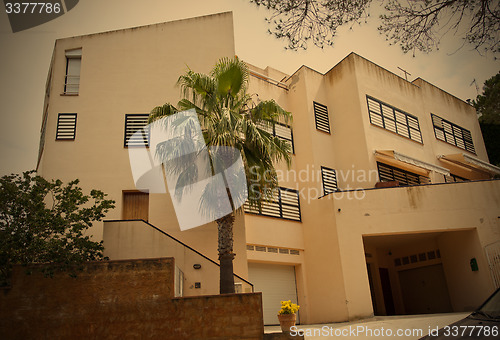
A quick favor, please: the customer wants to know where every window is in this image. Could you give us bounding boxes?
[257,121,294,153]
[313,101,330,133]
[377,162,430,186]
[56,113,77,140]
[124,114,149,147]
[431,114,475,153]
[64,48,81,94]
[244,187,301,221]
[175,266,184,297]
[367,96,422,143]
[321,166,337,195]
[444,174,468,183]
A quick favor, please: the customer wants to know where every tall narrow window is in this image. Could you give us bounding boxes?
[313,101,330,133]
[321,166,337,195]
[431,114,475,153]
[56,113,77,140]
[64,48,81,94]
[124,114,149,147]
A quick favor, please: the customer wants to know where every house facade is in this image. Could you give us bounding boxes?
[37,12,500,325]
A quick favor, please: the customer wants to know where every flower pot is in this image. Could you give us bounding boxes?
[277,313,297,333]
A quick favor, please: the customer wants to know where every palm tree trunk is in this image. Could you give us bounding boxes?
[217,213,235,294]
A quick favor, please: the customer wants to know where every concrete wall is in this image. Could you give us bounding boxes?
[438,229,493,311]
[38,12,236,247]
[103,220,252,295]
[0,258,264,340]
[328,179,500,319]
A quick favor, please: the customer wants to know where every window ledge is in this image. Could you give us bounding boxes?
[60,93,79,96]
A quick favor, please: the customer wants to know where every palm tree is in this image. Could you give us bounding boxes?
[148,57,292,294]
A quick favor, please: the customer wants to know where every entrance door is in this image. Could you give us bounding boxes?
[248,262,299,325]
[123,191,149,221]
[379,268,396,315]
[398,264,452,314]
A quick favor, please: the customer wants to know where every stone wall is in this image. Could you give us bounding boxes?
[0,258,263,339]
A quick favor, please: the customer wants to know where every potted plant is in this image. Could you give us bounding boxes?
[277,300,300,333]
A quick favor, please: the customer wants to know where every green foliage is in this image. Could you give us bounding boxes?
[149,57,293,212]
[0,171,115,285]
[472,71,500,166]
[479,122,500,167]
[473,71,500,125]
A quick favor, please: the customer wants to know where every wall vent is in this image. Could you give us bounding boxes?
[247,245,301,256]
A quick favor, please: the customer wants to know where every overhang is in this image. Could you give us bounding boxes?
[437,153,500,176]
[375,150,450,176]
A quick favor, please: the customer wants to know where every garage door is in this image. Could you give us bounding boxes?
[248,262,299,325]
[398,264,452,314]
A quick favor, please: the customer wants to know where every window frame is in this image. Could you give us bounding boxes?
[443,173,468,183]
[313,101,331,134]
[367,95,423,143]
[124,114,150,148]
[63,48,82,95]
[55,113,77,141]
[257,121,295,154]
[377,162,430,186]
[431,113,475,154]
[244,187,301,222]
[320,166,338,195]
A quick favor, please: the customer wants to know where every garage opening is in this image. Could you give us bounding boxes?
[248,262,299,325]
[363,229,488,316]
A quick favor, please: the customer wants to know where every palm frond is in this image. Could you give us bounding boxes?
[150,56,293,218]
[148,103,178,124]
[211,56,249,98]
[250,99,292,126]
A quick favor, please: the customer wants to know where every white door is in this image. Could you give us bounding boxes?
[248,262,299,325]
[485,241,500,289]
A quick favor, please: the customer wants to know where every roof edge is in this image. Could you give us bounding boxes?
[56,11,233,42]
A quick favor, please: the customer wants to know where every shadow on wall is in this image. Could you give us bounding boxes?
[103,219,253,296]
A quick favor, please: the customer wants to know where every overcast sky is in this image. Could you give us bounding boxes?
[0,0,498,176]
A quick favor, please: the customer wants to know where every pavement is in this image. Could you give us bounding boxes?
[264,312,470,339]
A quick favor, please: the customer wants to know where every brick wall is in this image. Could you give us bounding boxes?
[0,258,263,340]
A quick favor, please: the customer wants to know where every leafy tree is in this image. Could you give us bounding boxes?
[472,71,500,165]
[0,171,115,285]
[473,71,500,124]
[148,57,293,294]
[250,0,500,55]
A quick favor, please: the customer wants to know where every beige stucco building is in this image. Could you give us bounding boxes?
[37,12,500,325]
